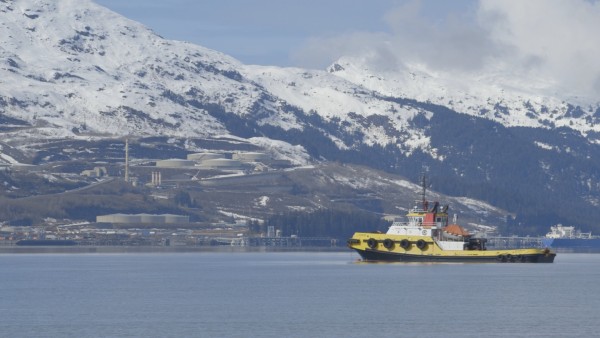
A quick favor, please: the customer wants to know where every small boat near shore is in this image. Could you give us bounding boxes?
[347,176,555,263]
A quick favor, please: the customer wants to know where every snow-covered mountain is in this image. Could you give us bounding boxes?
[0,0,427,161]
[328,55,600,133]
[1,0,243,138]
[4,0,597,153]
[2,0,600,232]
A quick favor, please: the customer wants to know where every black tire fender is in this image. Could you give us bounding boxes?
[383,239,394,250]
[367,238,378,249]
[400,239,411,250]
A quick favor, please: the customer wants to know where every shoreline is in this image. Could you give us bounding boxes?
[0,244,349,254]
[2,243,599,254]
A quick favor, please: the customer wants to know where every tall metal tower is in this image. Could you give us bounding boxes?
[125,138,129,183]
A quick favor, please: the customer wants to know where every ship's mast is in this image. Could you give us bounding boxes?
[421,173,428,211]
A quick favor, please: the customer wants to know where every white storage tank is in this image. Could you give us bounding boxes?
[197,158,244,169]
[97,214,142,224]
[164,214,190,224]
[96,214,117,223]
[156,159,196,168]
[232,152,270,162]
[140,214,164,224]
[113,214,142,223]
[187,152,225,161]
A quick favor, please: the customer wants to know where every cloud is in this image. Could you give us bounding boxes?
[382,0,502,72]
[292,0,493,71]
[478,0,600,97]
[293,0,600,98]
[290,31,398,71]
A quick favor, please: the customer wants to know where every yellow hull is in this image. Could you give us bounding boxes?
[348,232,555,263]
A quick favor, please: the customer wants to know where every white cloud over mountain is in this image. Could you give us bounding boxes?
[293,0,600,99]
[479,0,600,97]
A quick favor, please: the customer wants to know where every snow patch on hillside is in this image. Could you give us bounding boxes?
[248,137,310,165]
[452,196,502,215]
[0,153,19,164]
[257,196,269,207]
[534,141,554,151]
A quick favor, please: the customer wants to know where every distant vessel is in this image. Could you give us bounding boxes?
[542,224,600,250]
[347,176,555,263]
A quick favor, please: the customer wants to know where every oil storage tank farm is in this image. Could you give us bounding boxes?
[197,158,244,170]
[140,214,163,224]
[96,214,190,225]
[232,152,271,163]
[165,214,190,224]
[187,152,225,161]
[96,214,142,224]
[156,159,196,168]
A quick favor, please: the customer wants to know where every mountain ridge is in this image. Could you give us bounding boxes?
[2,0,600,234]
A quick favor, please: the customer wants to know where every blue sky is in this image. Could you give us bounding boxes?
[94,0,474,68]
[94,0,600,96]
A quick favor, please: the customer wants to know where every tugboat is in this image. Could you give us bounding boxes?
[347,176,555,263]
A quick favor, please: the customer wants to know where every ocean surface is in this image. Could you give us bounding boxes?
[1,250,599,338]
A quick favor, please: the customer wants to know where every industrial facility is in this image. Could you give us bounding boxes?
[187,152,225,161]
[196,158,244,170]
[152,151,279,171]
[155,159,196,168]
[232,152,271,162]
[96,213,190,225]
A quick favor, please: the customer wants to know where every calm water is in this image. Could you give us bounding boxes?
[1,251,599,337]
